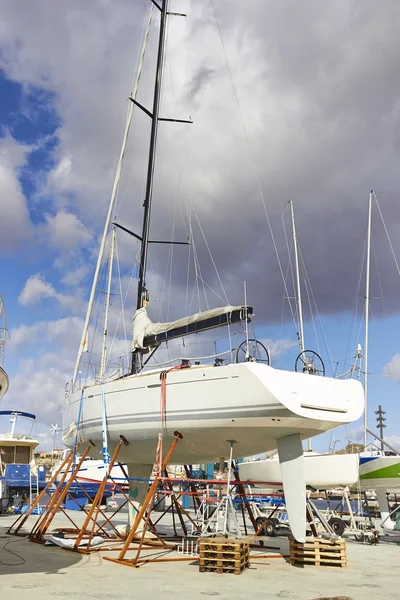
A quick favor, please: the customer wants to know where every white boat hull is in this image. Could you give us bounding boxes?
[239,453,360,490]
[358,454,400,490]
[63,362,364,464]
[54,459,127,485]
[0,366,9,400]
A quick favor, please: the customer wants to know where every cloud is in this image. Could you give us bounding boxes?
[44,210,92,252]
[0,134,33,252]
[8,316,83,354]
[383,435,400,451]
[384,353,400,381]
[18,274,85,313]
[3,317,84,428]
[61,265,90,287]
[4,0,400,323]
[2,359,69,427]
[261,338,298,359]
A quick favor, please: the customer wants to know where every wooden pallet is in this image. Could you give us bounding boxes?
[199,560,250,575]
[290,537,347,568]
[199,537,251,574]
[201,549,250,559]
[199,537,252,551]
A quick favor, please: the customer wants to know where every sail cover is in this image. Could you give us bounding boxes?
[132,305,253,351]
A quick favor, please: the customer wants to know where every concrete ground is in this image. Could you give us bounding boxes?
[0,509,399,600]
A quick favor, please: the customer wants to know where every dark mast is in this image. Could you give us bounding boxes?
[136,0,169,312]
[131,0,169,373]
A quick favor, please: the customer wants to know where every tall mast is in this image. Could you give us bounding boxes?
[364,191,373,448]
[71,7,154,389]
[289,200,305,353]
[100,227,116,379]
[136,0,169,311]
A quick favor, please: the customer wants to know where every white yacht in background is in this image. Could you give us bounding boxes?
[239,451,360,491]
[52,451,127,487]
[62,0,364,542]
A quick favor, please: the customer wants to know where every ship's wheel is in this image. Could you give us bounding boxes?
[235,339,270,365]
[295,350,325,376]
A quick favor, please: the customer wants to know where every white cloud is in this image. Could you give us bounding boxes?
[44,210,92,252]
[0,134,33,252]
[3,317,84,430]
[61,265,90,287]
[8,316,83,354]
[261,338,298,359]
[384,353,400,381]
[2,361,68,427]
[384,435,400,451]
[18,274,85,313]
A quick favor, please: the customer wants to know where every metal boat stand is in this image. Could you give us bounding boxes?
[103,430,195,567]
[7,441,95,540]
[7,449,75,536]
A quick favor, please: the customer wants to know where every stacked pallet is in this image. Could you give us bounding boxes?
[290,537,347,568]
[199,537,251,575]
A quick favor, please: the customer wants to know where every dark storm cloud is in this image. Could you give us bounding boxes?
[142,0,400,326]
[187,66,216,101]
[1,0,400,329]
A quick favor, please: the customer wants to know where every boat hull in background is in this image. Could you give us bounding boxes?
[239,452,360,490]
[358,454,400,490]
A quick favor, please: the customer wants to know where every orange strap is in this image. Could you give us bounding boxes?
[159,364,190,431]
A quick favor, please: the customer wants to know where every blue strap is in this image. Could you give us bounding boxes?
[100,385,110,464]
[73,389,85,465]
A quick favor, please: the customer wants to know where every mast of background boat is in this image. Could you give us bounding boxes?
[289,200,305,353]
[289,200,311,450]
[70,8,154,389]
[364,191,373,448]
[100,227,116,379]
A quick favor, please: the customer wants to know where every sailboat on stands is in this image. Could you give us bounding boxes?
[62,0,364,542]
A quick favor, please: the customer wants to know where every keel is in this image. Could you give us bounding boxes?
[277,433,306,542]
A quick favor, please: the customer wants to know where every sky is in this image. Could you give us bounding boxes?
[1,0,400,453]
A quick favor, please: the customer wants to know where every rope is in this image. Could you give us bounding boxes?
[159,364,190,432]
[155,433,163,479]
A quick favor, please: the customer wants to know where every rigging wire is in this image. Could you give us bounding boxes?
[192,209,229,305]
[210,2,295,317]
[373,190,400,278]
[297,244,334,375]
[343,240,366,373]
[281,205,303,346]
